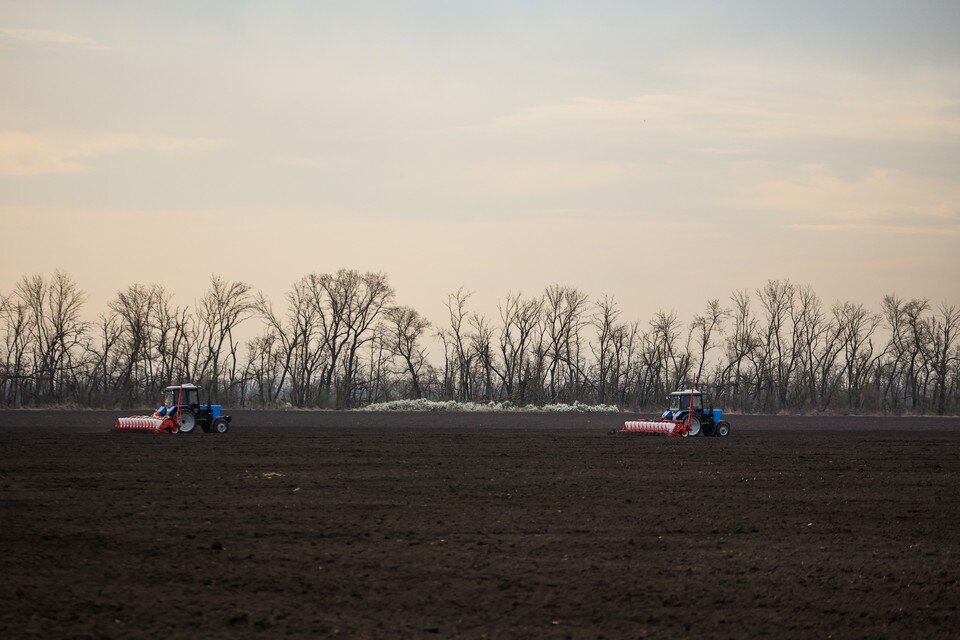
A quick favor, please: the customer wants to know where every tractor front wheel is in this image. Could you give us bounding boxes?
[716,421,730,437]
[212,418,229,434]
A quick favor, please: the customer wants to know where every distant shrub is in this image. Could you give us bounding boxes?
[360,399,619,413]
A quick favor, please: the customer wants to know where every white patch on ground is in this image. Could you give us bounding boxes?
[360,399,619,413]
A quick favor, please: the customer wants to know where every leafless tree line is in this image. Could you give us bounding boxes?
[0,271,255,408]
[1,272,958,414]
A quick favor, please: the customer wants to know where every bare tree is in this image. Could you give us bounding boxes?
[543,285,590,402]
[383,305,431,399]
[108,283,167,407]
[718,290,759,409]
[591,295,621,404]
[610,320,641,407]
[753,280,801,411]
[13,272,89,403]
[360,325,393,404]
[690,299,728,389]
[153,295,191,389]
[0,290,31,405]
[256,279,323,406]
[469,312,496,402]
[191,275,254,403]
[442,288,474,402]
[495,292,543,405]
[904,298,934,409]
[794,286,843,411]
[651,310,689,394]
[833,301,881,409]
[879,294,910,410]
[82,311,124,406]
[297,270,396,408]
[242,331,285,406]
[926,304,960,415]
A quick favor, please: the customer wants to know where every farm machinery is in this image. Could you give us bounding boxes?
[619,389,731,437]
[115,383,232,434]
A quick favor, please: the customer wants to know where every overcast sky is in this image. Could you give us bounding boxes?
[2,0,958,326]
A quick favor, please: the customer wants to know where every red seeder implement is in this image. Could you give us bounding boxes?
[619,419,690,437]
[115,379,185,434]
[115,415,178,434]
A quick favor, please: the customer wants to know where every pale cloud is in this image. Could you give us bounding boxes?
[0,27,108,50]
[272,155,334,169]
[0,131,221,176]
[468,161,634,196]
[696,147,754,156]
[747,165,960,225]
[490,63,960,145]
[789,223,960,236]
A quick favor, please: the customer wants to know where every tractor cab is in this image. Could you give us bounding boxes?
[163,384,199,410]
[667,390,703,415]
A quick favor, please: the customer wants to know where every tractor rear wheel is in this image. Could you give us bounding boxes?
[176,410,197,434]
[686,415,701,437]
[716,421,730,437]
[212,418,229,434]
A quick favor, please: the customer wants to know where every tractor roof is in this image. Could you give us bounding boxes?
[670,389,701,395]
[164,383,198,391]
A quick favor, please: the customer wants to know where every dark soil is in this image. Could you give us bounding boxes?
[1,411,959,638]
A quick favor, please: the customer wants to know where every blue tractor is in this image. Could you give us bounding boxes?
[156,383,231,434]
[662,389,731,437]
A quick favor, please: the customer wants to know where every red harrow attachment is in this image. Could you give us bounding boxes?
[115,415,178,434]
[620,419,690,437]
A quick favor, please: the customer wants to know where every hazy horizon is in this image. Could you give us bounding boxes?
[2,1,959,325]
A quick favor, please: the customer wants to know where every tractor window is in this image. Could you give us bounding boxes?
[670,394,703,411]
[184,389,199,405]
[163,390,175,408]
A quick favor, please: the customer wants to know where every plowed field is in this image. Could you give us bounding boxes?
[2,411,959,638]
